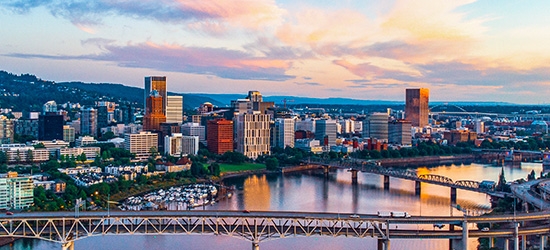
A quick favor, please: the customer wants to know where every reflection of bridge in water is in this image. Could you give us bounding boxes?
[1,210,549,250]
[305,159,511,204]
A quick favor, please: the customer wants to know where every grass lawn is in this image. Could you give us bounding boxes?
[219,163,266,173]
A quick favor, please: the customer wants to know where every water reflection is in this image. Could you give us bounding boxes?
[2,162,541,250]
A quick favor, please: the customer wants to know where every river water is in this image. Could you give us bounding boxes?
[2,162,542,250]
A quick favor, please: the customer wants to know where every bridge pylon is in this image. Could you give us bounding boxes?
[61,241,74,250]
[348,169,358,183]
[383,175,390,190]
[252,241,260,250]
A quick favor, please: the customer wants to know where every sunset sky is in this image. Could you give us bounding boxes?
[1,0,549,103]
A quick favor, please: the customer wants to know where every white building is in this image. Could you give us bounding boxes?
[124,131,158,161]
[234,113,270,159]
[0,144,50,163]
[58,147,101,160]
[164,133,183,156]
[0,173,33,209]
[274,118,295,149]
[75,136,98,147]
[181,123,205,144]
[295,118,316,132]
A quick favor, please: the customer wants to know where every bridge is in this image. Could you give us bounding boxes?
[305,159,510,203]
[1,210,549,250]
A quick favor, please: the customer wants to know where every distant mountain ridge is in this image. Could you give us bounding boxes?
[0,70,527,113]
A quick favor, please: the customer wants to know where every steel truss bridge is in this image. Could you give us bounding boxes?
[307,159,509,197]
[1,211,549,250]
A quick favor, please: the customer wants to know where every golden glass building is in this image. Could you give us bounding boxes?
[144,76,167,115]
[405,88,429,127]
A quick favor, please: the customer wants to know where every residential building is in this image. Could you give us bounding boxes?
[182,135,199,155]
[42,101,57,114]
[388,120,412,146]
[0,118,14,144]
[75,136,97,147]
[166,95,183,123]
[0,144,50,163]
[0,172,33,210]
[274,118,295,149]
[234,113,270,159]
[81,107,98,137]
[63,125,75,143]
[124,131,158,161]
[207,119,233,155]
[405,88,430,127]
[164,133,183,156]
[315,119,337,147]
[58,147,101,160]
[14,118,38,139]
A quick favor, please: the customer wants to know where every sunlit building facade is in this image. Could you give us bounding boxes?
[405,88,429,127]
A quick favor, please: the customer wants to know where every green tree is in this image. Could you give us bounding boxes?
[208,163,221,177]
[26,150,34,163]
[265,157,279,171]
[0,151,7,164]
[77,153,87,162]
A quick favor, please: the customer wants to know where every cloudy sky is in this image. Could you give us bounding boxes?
[1,0,549,103]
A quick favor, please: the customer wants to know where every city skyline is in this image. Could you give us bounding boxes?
[1,1,550,104]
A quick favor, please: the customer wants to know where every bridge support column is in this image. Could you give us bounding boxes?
[488,237,494,248]
[415,181,421,196]
[450,187,457,204]
[383,175,390,190]
[377,238,390,250]
[350,169,358,184]
[514,222,519,250]
[61,241,74,250]
[461,220,468,250]
[252,241,260,250]
[503,238,509,250]
[323,165,330,178]
[541,235,546,250]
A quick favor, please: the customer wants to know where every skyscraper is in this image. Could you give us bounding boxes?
[80,107,98,137]
[144,76,167,115]
[362,112,389,141]
[388,120,412,145]
[315,119,337,147]
[143,90,166,131]
[405,88,429,127]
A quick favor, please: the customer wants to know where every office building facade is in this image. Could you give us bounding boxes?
[143,90,166,131]
[405,88,429,127]
[234,113,270,159]
[166,95,183,124]
[207,119,233,155]
[274,118,295,149]
[124,131,159,161]
[144,76,167,115]
[80,107,98,137]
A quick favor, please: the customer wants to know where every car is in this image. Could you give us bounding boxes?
[242,209,250,213]
[349,214,360,218]
[433,224,445,229]
[481,227,490,232]
[5,211,13,215]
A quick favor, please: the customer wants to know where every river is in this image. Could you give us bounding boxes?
[1,162,542,250]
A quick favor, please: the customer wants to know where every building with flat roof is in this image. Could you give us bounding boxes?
[207,119,233,155]
[274,118,295,149]
[80,107,98,137]
[0,173,33,210]
[124,131,158,161]
[405,88,429,127]
[166,95,183,124]
[144,76,167,115]
[234,113,270,159]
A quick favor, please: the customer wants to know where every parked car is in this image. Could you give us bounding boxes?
[242,210,250,213]
[481,227,490,232]
[349,214,360,218]
[5,211,13,215]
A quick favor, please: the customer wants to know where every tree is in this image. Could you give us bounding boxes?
[0,151,7,164]
[265,157,279,171]
[77,153,87,162]
[25,150,34,163]
[208,163,220,177]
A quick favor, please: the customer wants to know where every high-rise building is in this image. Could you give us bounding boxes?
[182,135,199,155]
[405,88,429,127]
[274,118,295,149]
[0,118,14,144]
[143,90,166,131]
[63,125,75,143]
[144,76,167,115]
[80,107,98,137]
[181,123,205,144]
[166,96,183,124]
[388,120,412,145]
[363,113,389,141]
[14,118,38,139]
[38,114,64,140]
[124,131,158,161]
[96,105,109,134]
[315,119,337,147]
[207,119,233,155]
[234,113,270,159]
[0,173,33,210]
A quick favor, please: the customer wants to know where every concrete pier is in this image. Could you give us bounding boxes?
[383,175,390,190]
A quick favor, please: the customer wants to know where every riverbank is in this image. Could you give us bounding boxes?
[378,154,476,167]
